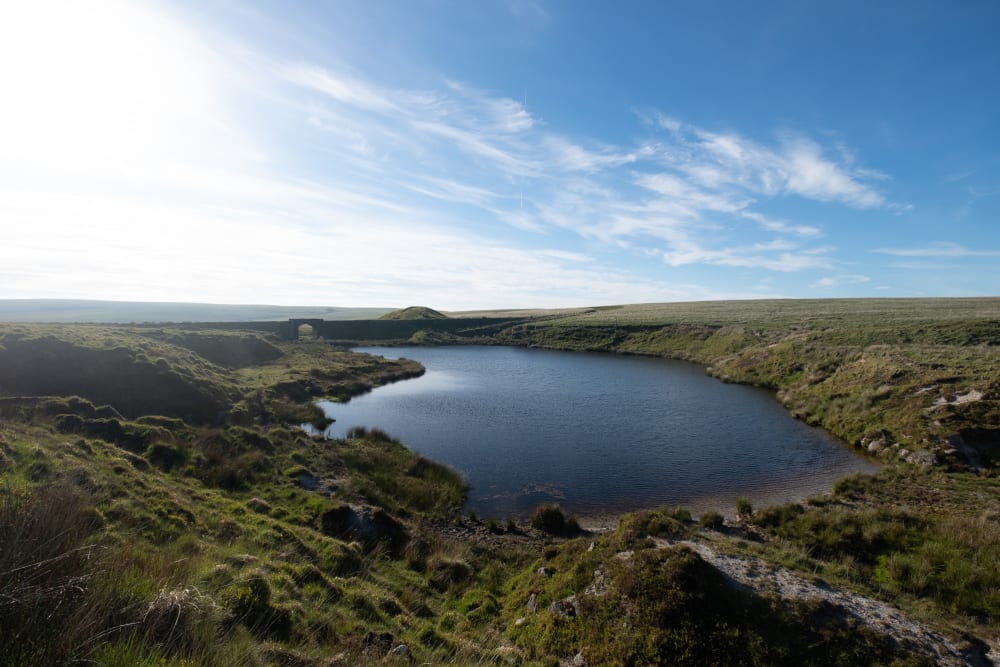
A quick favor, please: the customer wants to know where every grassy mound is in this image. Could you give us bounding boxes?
[378,306,449,320]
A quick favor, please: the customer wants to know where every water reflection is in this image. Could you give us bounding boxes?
[315,346,878,520]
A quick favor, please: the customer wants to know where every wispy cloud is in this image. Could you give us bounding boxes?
[282,63,399,112]
[875,242,1000,257]
[544,136,648,173]
[659,125,890,208]
[275,60,899,283]
[0,3,913,307]
[810,274,871,288]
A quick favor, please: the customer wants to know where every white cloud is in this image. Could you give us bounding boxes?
[663,245,833,272]
[783,138,884,207]
[545,136,646,173]
[663,128,890,208]
[413,120,538,176]
[488,98,534,133]
[0,3,912,307]
[282,63,398,112]
[741,212,821,237]
[810,274,870,288]
[875,242,1000,257]
[405,176,502,207]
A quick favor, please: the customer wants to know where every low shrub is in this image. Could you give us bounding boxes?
[735,497,753,520]
[699,511,725,530]
[530,504,581,536]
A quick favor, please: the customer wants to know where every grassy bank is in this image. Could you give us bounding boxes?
[481,298,1000,469]
[1,303,997,664]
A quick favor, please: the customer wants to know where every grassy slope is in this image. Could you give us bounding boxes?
[477,298,999,660]
[0,325,512,665]
[0,299,394,323]
[1,302,998,665]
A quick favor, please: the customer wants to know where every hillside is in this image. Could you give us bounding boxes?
[378,306,449,320]
[0,304,997,665]
[0,299,394,323]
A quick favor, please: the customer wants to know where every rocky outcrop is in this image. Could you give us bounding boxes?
[320,504,408,554]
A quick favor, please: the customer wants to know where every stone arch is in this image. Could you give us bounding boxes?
[287,318,324,341]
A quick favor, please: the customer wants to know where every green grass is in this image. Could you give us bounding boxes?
[749,468,1000,622]
[482,298,1000,466]
[502,528,924,666]
[1,304,998,664]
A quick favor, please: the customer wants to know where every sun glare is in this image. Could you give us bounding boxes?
[0,0,218,175]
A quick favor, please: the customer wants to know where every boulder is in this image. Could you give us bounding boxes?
[387,644,410,659]
[320,505,407,554]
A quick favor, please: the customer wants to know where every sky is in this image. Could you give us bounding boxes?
[1,0,998,310]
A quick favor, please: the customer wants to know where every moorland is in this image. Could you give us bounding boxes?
[0,297,997,665]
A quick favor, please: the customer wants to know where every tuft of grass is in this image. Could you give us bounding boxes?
[530,504,582,536]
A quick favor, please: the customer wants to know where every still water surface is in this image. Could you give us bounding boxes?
[315,346,877,520]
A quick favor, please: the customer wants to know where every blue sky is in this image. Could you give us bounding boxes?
[1,0,998,309]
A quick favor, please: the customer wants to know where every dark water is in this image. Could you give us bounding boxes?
[313,346,877,521]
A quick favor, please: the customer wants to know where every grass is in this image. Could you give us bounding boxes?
[502,525,925,666]
[0,324,524,664]
[1,300,998,664]
[481,298,1000,467]
[743,468,1000,625]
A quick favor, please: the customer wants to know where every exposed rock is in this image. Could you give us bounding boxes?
[905,450,938,467]
[933,389,984,407]
[292,472,336,494]
[861,430,892,455]
[537,566,555,578]
[674,538,977,666]
[320,504,407,554]
[548,595,579,618]
[387,644,410,659]
[867,440,888,455]
[526,592,538,613]
[571,652,587,666]
[584,568,609,597]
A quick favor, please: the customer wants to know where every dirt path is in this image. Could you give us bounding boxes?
[656,538,996,666]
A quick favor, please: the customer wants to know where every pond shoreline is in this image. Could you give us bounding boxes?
[323,344,878,520]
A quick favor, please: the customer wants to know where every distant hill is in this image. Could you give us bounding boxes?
[0,300,395,323]
[378,306,449,320]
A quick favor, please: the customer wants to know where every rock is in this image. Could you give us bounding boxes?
[572,652,587,666]
[514,617,527,627]
[320,504,407,554]
[861,430,892,455]
[585,568,609,597]
[387,644,410,659]
[867,439,888,454]
[548,595,579,618]
[905,450,938,467]
[526,593,538,613]
[537,566,555,578]
[294,473,319,490]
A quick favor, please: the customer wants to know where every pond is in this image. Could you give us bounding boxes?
[312,346,878,522]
